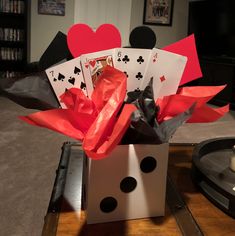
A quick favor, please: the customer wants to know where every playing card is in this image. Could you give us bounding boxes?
[114,48,151,92]
[80,49,115,97]
[140,48,188,100]
[46,57,87,108]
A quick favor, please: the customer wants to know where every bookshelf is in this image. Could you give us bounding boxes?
[0,0,29,78]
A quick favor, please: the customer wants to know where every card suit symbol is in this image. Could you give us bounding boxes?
[134,88,140,92]
[137,56,144,64]
[68,76,75,85]
[135,72,143,80]
[122,55,130,63]
[153,53,158,63]
[124,71,129,77]
[89,60,96,68]
[67,24,121,57]
[53,78,57,81]
[74,66,81,74]
[117,58,121,62]
[58,73,65,81]
[85,62,89,68]
[160,75,166,82]
[80,81,86,90]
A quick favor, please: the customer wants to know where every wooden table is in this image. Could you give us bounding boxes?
[42,144,235,236]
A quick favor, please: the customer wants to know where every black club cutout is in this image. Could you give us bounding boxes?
[120,176,137,193]
[140,156,157,173]
[136,72,143,80]
[137,56,144,64]
[100,196,118,213]
[122,55,130,63]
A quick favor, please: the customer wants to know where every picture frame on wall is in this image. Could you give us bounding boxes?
[143,0,174,26]
[38,0,65,16]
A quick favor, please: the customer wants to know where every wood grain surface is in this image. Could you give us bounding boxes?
[43,145,235,236]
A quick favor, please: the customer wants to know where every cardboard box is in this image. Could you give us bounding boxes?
[83,143,169,224]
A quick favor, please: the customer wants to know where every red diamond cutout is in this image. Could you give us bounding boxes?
[160,75,166,82]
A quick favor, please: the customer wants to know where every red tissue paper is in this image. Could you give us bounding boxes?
[156,85,229,123]
[20,66,136,159]
[19,33,229,159]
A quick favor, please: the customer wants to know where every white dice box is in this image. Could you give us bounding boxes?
[83,143,169,224]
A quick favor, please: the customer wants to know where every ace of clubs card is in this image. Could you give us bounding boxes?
[45,57,87,108]
[141,48,188,100]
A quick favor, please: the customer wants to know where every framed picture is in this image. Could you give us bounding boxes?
[38,0,65,16]
[143,0,174,26]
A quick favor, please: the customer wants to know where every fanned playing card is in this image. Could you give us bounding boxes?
[141,48,188,100]
[114,48,151,92]
[80,49,116,97]
[46,57,87,108]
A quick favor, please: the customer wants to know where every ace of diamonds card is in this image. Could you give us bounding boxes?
[141,48,188,100]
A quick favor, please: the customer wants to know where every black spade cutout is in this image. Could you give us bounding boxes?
[140,156,157,173]
[120,176,137,193]
[100,196,118,213]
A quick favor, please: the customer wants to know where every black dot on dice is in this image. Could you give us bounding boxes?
[140,156,157,173]
[120,176,137,193]
[100,196,118,213]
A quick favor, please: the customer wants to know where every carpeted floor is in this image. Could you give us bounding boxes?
[0,96,72,236]
[1,96,235,236]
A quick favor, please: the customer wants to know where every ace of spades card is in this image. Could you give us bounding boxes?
[80,49,115,97]
[46,57,87,108]
[114,48,151,92]
[140,48,188,100]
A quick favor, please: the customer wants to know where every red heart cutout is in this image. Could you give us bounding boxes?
[89,60,96,68]
[67,24,122,58]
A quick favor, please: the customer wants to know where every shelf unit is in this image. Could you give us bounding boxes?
[0,0,29,78]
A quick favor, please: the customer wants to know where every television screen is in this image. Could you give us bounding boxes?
[188,0,235,58]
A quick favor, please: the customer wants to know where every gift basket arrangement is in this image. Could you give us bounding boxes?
[0,24,229,224]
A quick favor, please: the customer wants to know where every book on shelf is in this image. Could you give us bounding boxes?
[0,27,24,41]
[0,0,25,14]
[0,47,23,60]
